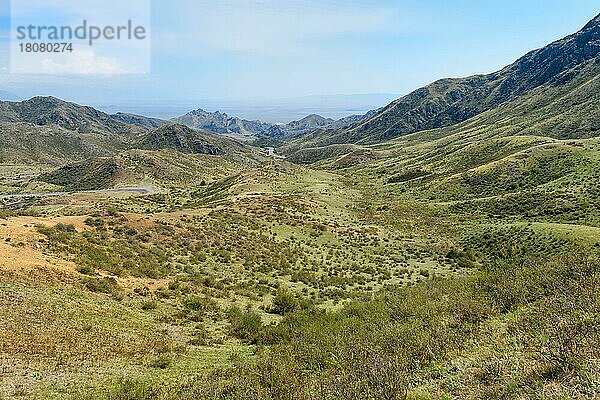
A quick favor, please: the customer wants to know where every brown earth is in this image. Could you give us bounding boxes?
[0,214,170,291]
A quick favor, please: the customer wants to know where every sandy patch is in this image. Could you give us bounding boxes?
[0,215,87,280]
[0,214,172,291]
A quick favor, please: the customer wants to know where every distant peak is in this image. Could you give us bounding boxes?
[27,95,63,103]
[581,13,600,31]
[156,123,193,132]
[295,114,330,123]
[190,108,227,117]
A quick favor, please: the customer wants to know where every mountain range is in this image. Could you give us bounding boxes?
[0,14,599,185]
[0,96,261,168]
[171,108,369,138]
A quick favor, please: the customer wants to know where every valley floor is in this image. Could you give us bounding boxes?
[0,156,598,399]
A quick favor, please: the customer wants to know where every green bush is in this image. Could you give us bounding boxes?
[140,300,158,310]
[188,325,210,346]
[202,249,598,398]
[269,288,299,315]
[77,265,96,275]
[81,276,120,295]
[182,295,217,312]
[148,355,171,369]
[228,307,263,343]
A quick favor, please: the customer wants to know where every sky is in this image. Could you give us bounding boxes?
[0,0,599,120]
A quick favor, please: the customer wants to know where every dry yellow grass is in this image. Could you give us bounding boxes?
[0,216,87,281]
[0,214,173,292]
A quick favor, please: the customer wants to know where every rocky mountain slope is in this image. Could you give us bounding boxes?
[172,109,287,138]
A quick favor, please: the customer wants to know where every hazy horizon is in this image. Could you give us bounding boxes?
[94,93,401,122]
[0,92,399,122]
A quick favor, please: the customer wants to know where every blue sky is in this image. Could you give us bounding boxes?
[0,0,599,119]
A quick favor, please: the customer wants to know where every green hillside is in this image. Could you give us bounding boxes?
[38,149,253,192]
[0,12,600,400]
[0,97,141,135]
[0,122,128,165]
[137,124,245,156]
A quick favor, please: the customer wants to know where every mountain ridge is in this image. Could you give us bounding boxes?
[0,97,259,166]
[172,107,370,138]
[0,96,141,135]
[110,112,167,129]
[285,13,600,150]
[172,108,287,138]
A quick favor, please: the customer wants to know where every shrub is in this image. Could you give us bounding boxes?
[228,307,263,343]
[182,295,217,312]
[141,300,158,310]
[188,325,210,346]
[270,288,299,315]
[82,276,119,295]
[509,256,600,375]
[84,217,104,228]
[148,355,171,369]
[77,265,96,275]
[55,223,76,233]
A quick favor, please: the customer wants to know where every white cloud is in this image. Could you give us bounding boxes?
[18,49,132,75]
[7,0,152,76]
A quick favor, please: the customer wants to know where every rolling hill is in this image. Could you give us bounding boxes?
[36,123,262,191]
[0,97,141,135]
[137,123,250,157]
[0,121,128,165]
[38,148,251,191]
[0,98,260,167]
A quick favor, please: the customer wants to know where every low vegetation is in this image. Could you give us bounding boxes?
[69,243,600,399]
[2,17,600,397]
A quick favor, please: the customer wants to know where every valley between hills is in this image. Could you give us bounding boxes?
[1,13,600,400]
